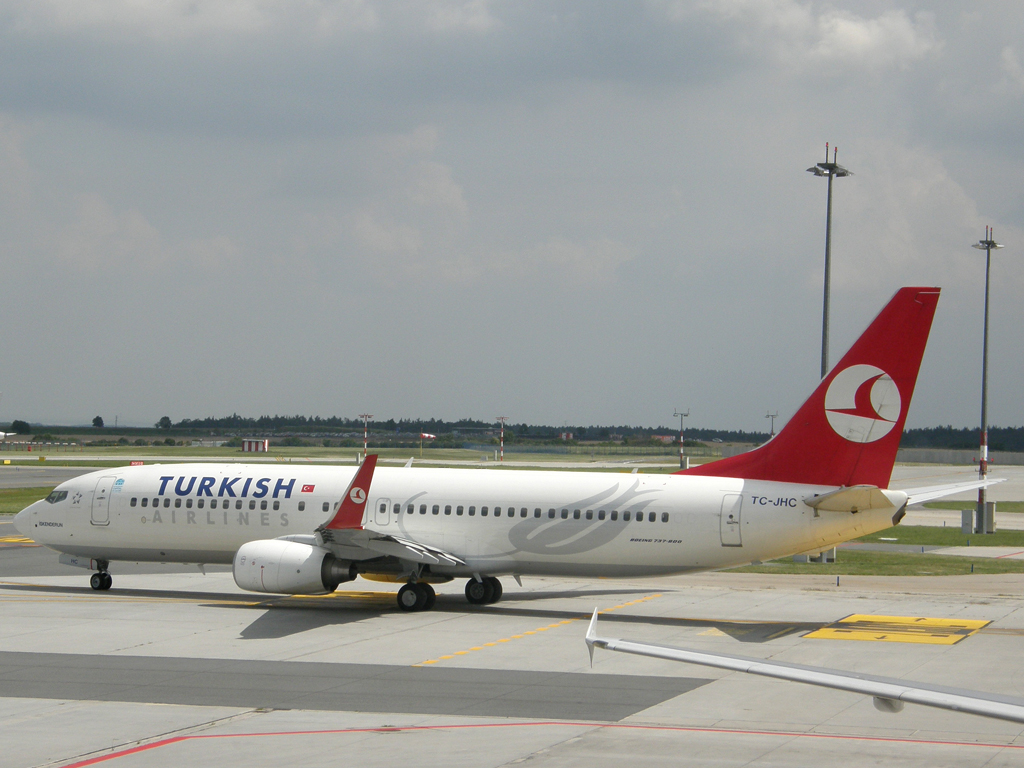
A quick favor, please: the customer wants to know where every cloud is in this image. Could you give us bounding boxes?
[998,46,1024,96]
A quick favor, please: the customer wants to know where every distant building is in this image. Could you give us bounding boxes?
[242,439,269,452]
[652,435,675,444]
[560,432,573,441]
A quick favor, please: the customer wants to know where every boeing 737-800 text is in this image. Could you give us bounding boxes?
[13,287,996,611]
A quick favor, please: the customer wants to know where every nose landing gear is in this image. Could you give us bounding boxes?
[465,576,502,605]
[90,571,112,591]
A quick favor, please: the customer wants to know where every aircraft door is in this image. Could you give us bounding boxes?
[720,494,742,547]
[373,498,391,527]
[91,475,117,526]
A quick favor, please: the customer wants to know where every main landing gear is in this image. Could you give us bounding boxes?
[465,576,502,605]
[397,582,436,612]
[90,571,112,591]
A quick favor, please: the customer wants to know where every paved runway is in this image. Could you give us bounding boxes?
[4,541,1024,766]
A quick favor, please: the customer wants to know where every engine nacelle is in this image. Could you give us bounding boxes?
[233,539,355,595]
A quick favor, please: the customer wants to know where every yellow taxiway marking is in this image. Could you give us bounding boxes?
[414,594,662,666]
[805,614,990,645]
[0,536,34,543]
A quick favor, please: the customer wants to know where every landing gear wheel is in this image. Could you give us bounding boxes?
[421,583,436,611]
[90,572,112,591]
[397,583,425,611]
[465,578,495,605]
[484,576,502,604]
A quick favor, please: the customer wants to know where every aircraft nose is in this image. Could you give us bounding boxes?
[12,502,35,537]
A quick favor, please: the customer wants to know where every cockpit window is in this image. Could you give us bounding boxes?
[45,490,68,504]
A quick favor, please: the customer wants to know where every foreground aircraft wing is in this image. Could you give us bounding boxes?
[313,454,465,567]
[902,478,1006,506]
[585,610,1024,723]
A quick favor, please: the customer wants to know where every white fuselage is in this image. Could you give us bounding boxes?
[15,463,899,578]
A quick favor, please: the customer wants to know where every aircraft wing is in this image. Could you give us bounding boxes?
[902,478,1006,506]
[312,453,466,568]
[585,610,1024,723]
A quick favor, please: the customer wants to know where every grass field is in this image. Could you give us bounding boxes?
[924,500,1024,513]
[855,527,1024,547]
[0,487,53,515]
[732,550,1024,575]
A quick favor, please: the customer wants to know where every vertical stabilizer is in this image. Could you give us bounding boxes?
[679,287,939,488]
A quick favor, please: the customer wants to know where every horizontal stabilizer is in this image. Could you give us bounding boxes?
[585,610,1024,724]
[903,478,1006,506]
[804,485,906,513]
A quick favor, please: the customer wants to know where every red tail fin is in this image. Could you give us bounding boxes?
[325,454,378,530]
[679,287,940,488]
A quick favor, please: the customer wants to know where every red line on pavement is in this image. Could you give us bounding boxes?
[59,719,1024,766]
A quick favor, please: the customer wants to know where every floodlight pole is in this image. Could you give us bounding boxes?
[972,228,1003,533]
[359,413,373,461]
[807,143,852,379]
[766,411,778,438]
[673,409,689,468]
[496,416,508,462]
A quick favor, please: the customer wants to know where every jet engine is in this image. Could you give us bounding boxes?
[233,539,356,594]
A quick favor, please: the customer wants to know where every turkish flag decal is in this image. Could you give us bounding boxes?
[301,484,315,493]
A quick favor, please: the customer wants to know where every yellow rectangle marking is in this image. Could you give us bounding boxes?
[806,614,990,645]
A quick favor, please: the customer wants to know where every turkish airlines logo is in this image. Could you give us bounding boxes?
[349,487,367,504]
[824,364,901,443]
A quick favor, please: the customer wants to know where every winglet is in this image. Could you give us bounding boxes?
[324,454,378,530]
[586,608,600,667]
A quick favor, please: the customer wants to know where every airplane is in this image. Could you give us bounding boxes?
[13,286,999,611]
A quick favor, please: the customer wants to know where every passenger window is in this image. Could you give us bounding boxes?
[186,498,193,509]
[469,506,476,516]
[623,511,630,521]
[379,502,387,514]
[534,509,541,518]
[211,499,218,509]
[141,498,148,508]
[197,499,205,509]
[445,505,452,515]
[235,500,242,510]
[322,501,329,512]
[494,507,500,516]
[649,512,656,522]
[457,505,464,515]
[573,510,580,520]
[611,510,618,521]
[394,503,400,514]
[175,498,181,508]
[521,508,527,517]
[481,506,488,516]
[260,500,267,510]
[598,510,606,520]
[407,504,414,513]
[432,505,440,515]
[420,504,427,514]
[250,500,257,510]
[585,510,593,520]
[561,509,568,519]
[130,498,137,507]
[661,512,669,523]
[151,498,158,507]
[298,501,305,511]
[273,500,280,511]
[164,498,170,508]
[548,509,555,518]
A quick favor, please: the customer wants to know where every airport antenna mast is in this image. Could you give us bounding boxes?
[359,414,373,461]
[496,416,509,462]
[972,227,1004,534]
[766,411,778,438]
[674,409,689,469]
[807,143,852,379]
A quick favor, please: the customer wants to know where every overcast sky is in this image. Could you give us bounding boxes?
[1,1,1021,431]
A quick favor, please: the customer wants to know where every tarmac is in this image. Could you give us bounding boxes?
[3,463,1024,766]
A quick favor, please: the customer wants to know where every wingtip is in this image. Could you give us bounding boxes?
[585,608,599,668]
